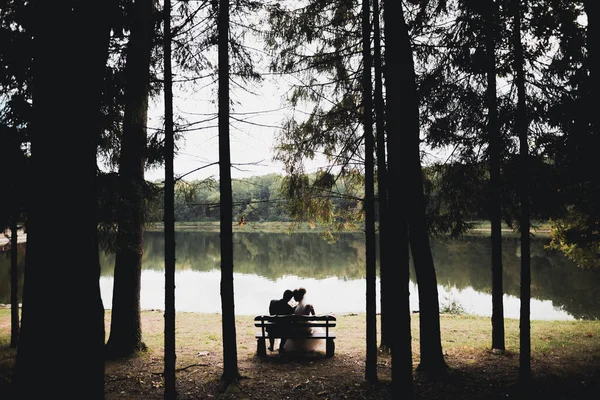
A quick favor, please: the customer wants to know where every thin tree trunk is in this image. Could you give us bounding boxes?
[163,0,177,397]
[485,0,505,353]
[512,0,531,386]
[15,2,111,397]
[219,0,239,385]
[10,213,19,348]
[373,0,392,353]
[383,0,413,396]
[362,0,378,383]
[106,0,154,358]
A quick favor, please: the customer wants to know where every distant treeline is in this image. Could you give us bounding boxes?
[143,167,504,226]
[146,173,293,223]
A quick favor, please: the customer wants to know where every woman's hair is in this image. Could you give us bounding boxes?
[293,287,306,302]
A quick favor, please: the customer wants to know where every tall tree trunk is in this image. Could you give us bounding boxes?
[362,0,378,383]
[15,2,111,398]
[485,0,505,353]
[582,1,600,236]
[106,0,154,358]
[373,0,392,353]
[512,0,531,387]
[163,0,177,397]
[10,213,19,348]
[398,6,448,377]
[409,234,446,376]
[219,0,239,385]
[383,0,413,396]
[409,194,446,376]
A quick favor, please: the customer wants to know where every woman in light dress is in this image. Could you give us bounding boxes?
[282,287,326,353]
[292,287,315,317]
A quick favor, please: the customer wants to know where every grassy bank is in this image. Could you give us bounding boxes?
[145,220,554,235]
[1,310,599,399]
[144,221,328,233]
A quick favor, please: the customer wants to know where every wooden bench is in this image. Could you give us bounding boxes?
[254,314,337,357]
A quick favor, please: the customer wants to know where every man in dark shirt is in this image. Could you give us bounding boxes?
[267,289,295,351]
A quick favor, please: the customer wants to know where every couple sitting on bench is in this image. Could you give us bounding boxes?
[268,287,324,354]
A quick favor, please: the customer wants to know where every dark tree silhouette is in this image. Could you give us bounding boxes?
[512,0,531,387]
[14,2,112,398]
[484,0,506,353]
[0,1,31,351]
[362,0,378,383]
[106,0,156,359]
[396,0,448,377]
[542,1,600,268]
[218,0,240,385]
[373,0,392,353]
[383,0,413,396]
[163,0,177,397]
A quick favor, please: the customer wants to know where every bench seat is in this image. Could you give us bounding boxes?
[254,314,336,357]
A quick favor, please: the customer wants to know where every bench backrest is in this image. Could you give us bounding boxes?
[254,314,336,326]
[254,314,336,336]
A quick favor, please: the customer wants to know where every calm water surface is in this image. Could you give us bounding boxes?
[2,231,599,320]
[96,231,600,320]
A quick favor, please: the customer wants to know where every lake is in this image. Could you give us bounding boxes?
[2,231,599,320]
[97,230,600,320]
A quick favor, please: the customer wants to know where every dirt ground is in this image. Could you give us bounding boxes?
[1,311,599,399]
[100,343,599,400]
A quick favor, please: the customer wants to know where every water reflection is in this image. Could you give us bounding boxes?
[97,231,600,320]
[2,231,599,320]
[430,235,600,320]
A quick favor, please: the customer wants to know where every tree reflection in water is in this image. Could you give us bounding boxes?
[2,232,598,320]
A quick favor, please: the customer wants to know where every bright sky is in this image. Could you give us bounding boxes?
[145,77,283,182]
[145,0,565,184]
[143,1,357,184]
[144,64,340,183]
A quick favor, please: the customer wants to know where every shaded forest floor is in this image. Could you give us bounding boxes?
[1,311,599,399]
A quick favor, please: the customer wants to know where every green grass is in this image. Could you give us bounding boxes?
[2,310,599,399]
[145,220,555,236]
[2,309,598,362]
[469,220,552,233]
[145,221,344,233]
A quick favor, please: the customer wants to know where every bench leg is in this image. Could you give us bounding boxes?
[257,338,267,357]
[326,338,335,357]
